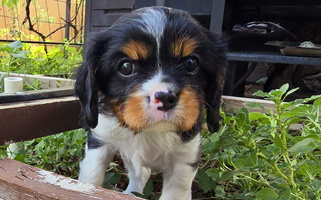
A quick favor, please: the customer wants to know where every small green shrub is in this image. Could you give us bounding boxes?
[0,41,82,77]
[200,84,321,199]
[2,129,87,179]
[0,40,82,92]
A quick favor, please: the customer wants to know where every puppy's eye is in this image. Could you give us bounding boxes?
[118,62,135,77]
[184,57,199,74]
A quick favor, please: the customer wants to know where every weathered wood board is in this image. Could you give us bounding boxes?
[0,158,139,200]
[0,97,81,145]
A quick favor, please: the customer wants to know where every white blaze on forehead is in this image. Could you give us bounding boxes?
[135,8,166,59]
[137,8,166,41]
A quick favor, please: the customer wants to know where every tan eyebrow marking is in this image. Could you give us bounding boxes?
[171,37,198,57]
[121,40,151,60]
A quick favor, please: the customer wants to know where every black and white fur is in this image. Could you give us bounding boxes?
[75,6,227,200]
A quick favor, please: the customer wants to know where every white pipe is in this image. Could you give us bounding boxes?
[4,77,23,93]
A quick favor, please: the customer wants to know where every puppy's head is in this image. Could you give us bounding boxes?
[75,7,227,133]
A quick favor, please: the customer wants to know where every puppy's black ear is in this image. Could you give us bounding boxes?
[75,62,98,129]
[203,31,228,133]
[75,33,109,129]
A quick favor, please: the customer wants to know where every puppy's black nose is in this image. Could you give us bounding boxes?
[154,91,178,111]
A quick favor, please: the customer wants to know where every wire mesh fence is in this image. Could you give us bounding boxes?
[0,0,85,45]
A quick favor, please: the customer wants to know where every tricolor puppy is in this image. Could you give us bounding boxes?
[75,6,227,200]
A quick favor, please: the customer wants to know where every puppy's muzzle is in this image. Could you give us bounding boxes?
[154,91,178,112]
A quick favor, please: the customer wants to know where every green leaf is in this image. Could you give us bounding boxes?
[195,168,216,192]
[311,179,321,190]
[256,188,279,200]
[249,112,268,121]
[202,141,216,153]
[279,84,289,94]
[206,168,220,180]
[235,108,250,131]
[13,154,26,162]
[298,161,321,178]
[278,186,291,200]
[288,138,316,154]
[285,87,299,97]
[143,179,154,196]
[214,185,226,197]
[131,192,147,199]
[254,124,272,136]
[236,112,246,130]
[313,97,321,111]
[219,171,240,182]
[303,95,321,104]
[244,102,267,112]
[253,90,268,98]
[7,41,23,51]
[0,46,13,53]
[234,150,258,169]
[250,150,258,165]
[104,172,121,185]
[274,134,284,153]
[10,51,29,58]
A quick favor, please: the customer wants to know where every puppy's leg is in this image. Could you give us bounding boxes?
[124,161,151,195]
[78,131,114,186]
[160,136,200,200]
[160,163,197,200]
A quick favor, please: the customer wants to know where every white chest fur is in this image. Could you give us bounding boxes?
[92,114,200,171]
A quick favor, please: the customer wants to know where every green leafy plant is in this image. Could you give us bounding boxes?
[3,129,87,178]
[23,78,43,90]
[0,41,82,77]
[200,84,321,199]
[0,41,30,72]
[0,41,80,92]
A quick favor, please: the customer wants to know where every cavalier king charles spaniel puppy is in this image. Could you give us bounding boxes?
[75,6,227,200]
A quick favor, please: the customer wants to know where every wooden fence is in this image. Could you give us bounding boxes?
[0,0,85,43]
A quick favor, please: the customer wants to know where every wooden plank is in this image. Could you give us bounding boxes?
[0,158,139,200]
[222,95,276,113]
[0,97,81,145]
